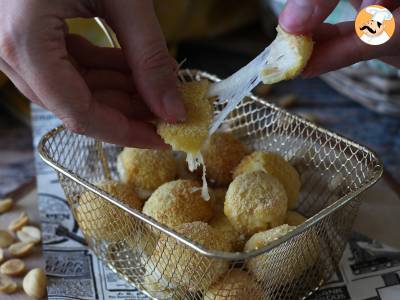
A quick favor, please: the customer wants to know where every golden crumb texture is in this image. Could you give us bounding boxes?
[204,269,263,300]
[157,80,213,154]
[142,180,213,229]
[117,148,176,191]
[233,151,300,209]
[262,26,314,84]
[151,221,231,290]
[76,181,143,241]
[225,171,288,237]
[202,132,248,186]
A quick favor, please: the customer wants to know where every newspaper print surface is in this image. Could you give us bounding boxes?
[32,104,400,300]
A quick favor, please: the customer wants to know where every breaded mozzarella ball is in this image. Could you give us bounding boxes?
[225,171,287,237]
[233,151,300,209]
[142,180,213,230]
[76,181,143,243]
[201,132,248,186]
[204,269,263,300]
[245,224,319,285]
[150,222,232,291]
[117,147,176,199]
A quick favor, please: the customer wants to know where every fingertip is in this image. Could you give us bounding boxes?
[278,0,314,34]
[161,88,186,123]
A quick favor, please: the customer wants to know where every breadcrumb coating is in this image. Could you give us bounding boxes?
[233,151,300,209]
[141,273,177,300]
[209,211,245,251]
[261,26,314,84]
[117,148,176,196]
[157,80,213,154]
[201,132,248,186]
[244,224,294,251]
[142,180,213,230]
[151,222,232,291]
[245,224,319,284]
[76,181,143,242]
[285,211,307,226]
[225,171,287,237]
[204,269,263,300]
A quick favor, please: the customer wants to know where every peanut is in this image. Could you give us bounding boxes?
[8,211,29,232]
[9,242,35,258]
[0,275,17,294]
[17,226,41,245]
[0,198,13,213]
[0,259,26,276]
[23,268,47,299]
[0,231,14,248]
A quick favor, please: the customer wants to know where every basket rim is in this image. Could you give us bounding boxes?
[38,69,384,261]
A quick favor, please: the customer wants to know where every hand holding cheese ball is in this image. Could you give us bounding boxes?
[0,0,185,148]
[279,0,400,76]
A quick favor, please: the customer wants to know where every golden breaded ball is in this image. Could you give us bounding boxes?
[209,212,244,251]
[117,147,176,199]
[245,224,319,285]
[200,132,248,186]
[151,222,232,291]
[75,181,143,243]
[285,211,307,226]
[142,180,213,230]
[261,26,313,84]
[204,269,263,300]
[157,80,213,154]
[233,151,300,209]
[141,272,178,300]
[225,171,287,237]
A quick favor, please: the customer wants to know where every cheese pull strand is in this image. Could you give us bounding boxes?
[207,26,313,136]
[207,46,271,135]
[186,152,210,201]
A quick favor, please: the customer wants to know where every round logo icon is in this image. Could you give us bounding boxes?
[355,5,395,45]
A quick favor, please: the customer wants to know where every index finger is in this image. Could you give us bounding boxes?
[103,0,186,123]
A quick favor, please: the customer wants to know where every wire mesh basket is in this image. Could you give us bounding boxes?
[38,69,383,300]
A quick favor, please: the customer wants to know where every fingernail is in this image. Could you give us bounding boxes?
[280,0,315,32]
[162,89,186,122]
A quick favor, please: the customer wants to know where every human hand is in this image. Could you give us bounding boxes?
[0,0,186,148]
[279,0,400,77]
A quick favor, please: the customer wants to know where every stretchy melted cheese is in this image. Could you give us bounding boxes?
[157,80,213,200]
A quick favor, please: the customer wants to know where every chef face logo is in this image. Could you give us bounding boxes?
[355,5,395,45]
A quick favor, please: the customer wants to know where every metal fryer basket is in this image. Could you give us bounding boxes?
[38,69,383,300]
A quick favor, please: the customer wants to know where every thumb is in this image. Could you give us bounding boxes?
[303,11,400,77]
[279,0,340,34]
[103,0,185,122]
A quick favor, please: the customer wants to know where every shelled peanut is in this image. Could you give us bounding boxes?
[0,197,47,298]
